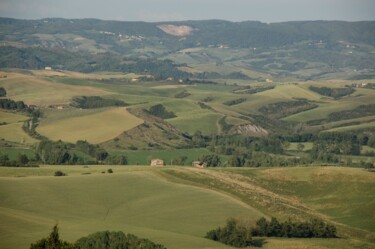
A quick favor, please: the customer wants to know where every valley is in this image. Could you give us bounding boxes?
[0,17,374,249]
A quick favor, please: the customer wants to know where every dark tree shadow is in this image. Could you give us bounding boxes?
[252,238,267,247]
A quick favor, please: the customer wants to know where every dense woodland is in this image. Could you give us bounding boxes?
[308,86,355,99]
[147,104,176,119]
[71,96,128,109]
[259,99,318,118]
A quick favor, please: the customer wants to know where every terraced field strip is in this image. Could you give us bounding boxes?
[0,117,38,145]
[37,107,143,144]
[0,71,110,106]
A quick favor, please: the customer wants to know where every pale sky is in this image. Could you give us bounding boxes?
[0,0,374,22]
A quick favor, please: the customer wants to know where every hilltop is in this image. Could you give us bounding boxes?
[0,18,374,80]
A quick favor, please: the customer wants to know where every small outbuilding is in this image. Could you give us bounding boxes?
[150,159,164,166]
[192,161,207,168]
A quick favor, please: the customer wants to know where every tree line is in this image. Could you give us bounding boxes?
[36,140,128,165]
[252,217,336,238]
[0,153,38,167]
[259,99,318,119]
[30,225,166,249]
[309,86,355,99]
[206,217,337,248]
[71,96,128,109]
[188,131,375,167]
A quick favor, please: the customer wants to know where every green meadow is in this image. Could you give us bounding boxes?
[0,166,374,249]
[0,70,374,249]
[0,111,38,145]
[2,70,374,142]
[0,166,261,249]
[37,107,143,144]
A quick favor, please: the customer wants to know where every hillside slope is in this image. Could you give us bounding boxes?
[0,166,374,249]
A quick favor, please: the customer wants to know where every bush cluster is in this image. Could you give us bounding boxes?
[206,217,337,248]
[30,225,167,249]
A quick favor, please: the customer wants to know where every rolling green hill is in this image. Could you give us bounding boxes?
[0,166,374,249]
[0,17,374,249]
[0,166,261,249]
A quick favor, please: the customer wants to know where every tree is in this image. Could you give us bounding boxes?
[297,143,305,152]
[0,87,6,97]
[200,154,221,167]
[30,225,74,249]
[171,156,188,165]
[205,218,252,247]
[54,171,66,177]
[368,135,375,148]
[17,154,29,165]
[0,154,10,165]
[75,231,166,249]
[252,217,337,238]
[37,141,71,165]
[106,155,128,165]
[95,149,108,161]
[148,104,176,119]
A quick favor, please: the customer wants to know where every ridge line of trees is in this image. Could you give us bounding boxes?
[206,217,337,248]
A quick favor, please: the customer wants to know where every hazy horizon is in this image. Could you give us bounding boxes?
[0,0,374,23]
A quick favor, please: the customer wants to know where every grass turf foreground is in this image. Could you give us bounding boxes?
[0,166,374,249]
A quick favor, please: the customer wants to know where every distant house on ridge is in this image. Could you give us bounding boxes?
[150,159,164,166]
[192,161,207,168]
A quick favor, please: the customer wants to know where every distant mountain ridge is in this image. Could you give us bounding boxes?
[0,17,374,79]
[1,18,374,48]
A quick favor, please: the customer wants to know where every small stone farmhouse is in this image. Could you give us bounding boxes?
[150,159,164,166]
[192,161,207,168]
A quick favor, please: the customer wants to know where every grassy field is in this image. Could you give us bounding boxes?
[287,142,314,151]
[0,166,374,249]
[324,121,375,132]
[0,71,110,106]
[217,167,375,233]
[37,107,144,144]
[0,111,38,145]
[3,70,372,139]
[0,147,36,160]
[0,166,261,249]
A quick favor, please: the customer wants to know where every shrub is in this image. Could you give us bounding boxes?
[54,171,66,177]
[30,225,74,249]
[0,87,6,97]
[205,219,253,248]
[199,154,221,167]
[75,231,166,249]
[148,104,176,119]
[30,226,166,249]
[251,217,337,238]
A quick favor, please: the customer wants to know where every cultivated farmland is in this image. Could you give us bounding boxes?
[37,107,143,144]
